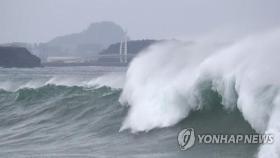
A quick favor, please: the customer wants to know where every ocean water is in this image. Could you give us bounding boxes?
[1,29,280,158]
[0,67,258,158]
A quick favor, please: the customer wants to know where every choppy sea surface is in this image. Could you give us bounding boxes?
[0,67,258,158]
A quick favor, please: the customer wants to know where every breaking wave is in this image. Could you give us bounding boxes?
[0,85,257,158]
[120,29,280,157]
[1,30,280,157]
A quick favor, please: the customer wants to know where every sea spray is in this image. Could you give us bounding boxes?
[120,29,280,157]
[0,66,259,157]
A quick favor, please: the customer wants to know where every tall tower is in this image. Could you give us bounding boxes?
[119,39,123,63]
[124,32,128,63]
[119,31,128,63]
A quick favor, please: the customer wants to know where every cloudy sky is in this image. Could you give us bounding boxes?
[0,0,279,43]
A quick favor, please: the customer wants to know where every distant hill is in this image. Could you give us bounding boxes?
[100,39,158,55]
[33,21,126,61]
[48,21,125,47]
[0,46,41,68]
[98,39,159,63]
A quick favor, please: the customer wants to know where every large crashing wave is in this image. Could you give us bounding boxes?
[119,29,280,157]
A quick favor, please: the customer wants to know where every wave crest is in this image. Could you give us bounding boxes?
[120,29,280,157]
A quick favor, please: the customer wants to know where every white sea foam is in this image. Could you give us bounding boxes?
[119,29,280,157]
[87,73,125,89]
[0,72,125,91]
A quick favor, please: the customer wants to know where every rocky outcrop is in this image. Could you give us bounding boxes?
[0,46,41,68]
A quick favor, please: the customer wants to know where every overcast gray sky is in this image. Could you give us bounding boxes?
[0,0,279,43]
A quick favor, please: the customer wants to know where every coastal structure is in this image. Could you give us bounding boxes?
[119,31,128,63]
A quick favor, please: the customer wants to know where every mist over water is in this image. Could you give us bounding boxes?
[120,29,280,157]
